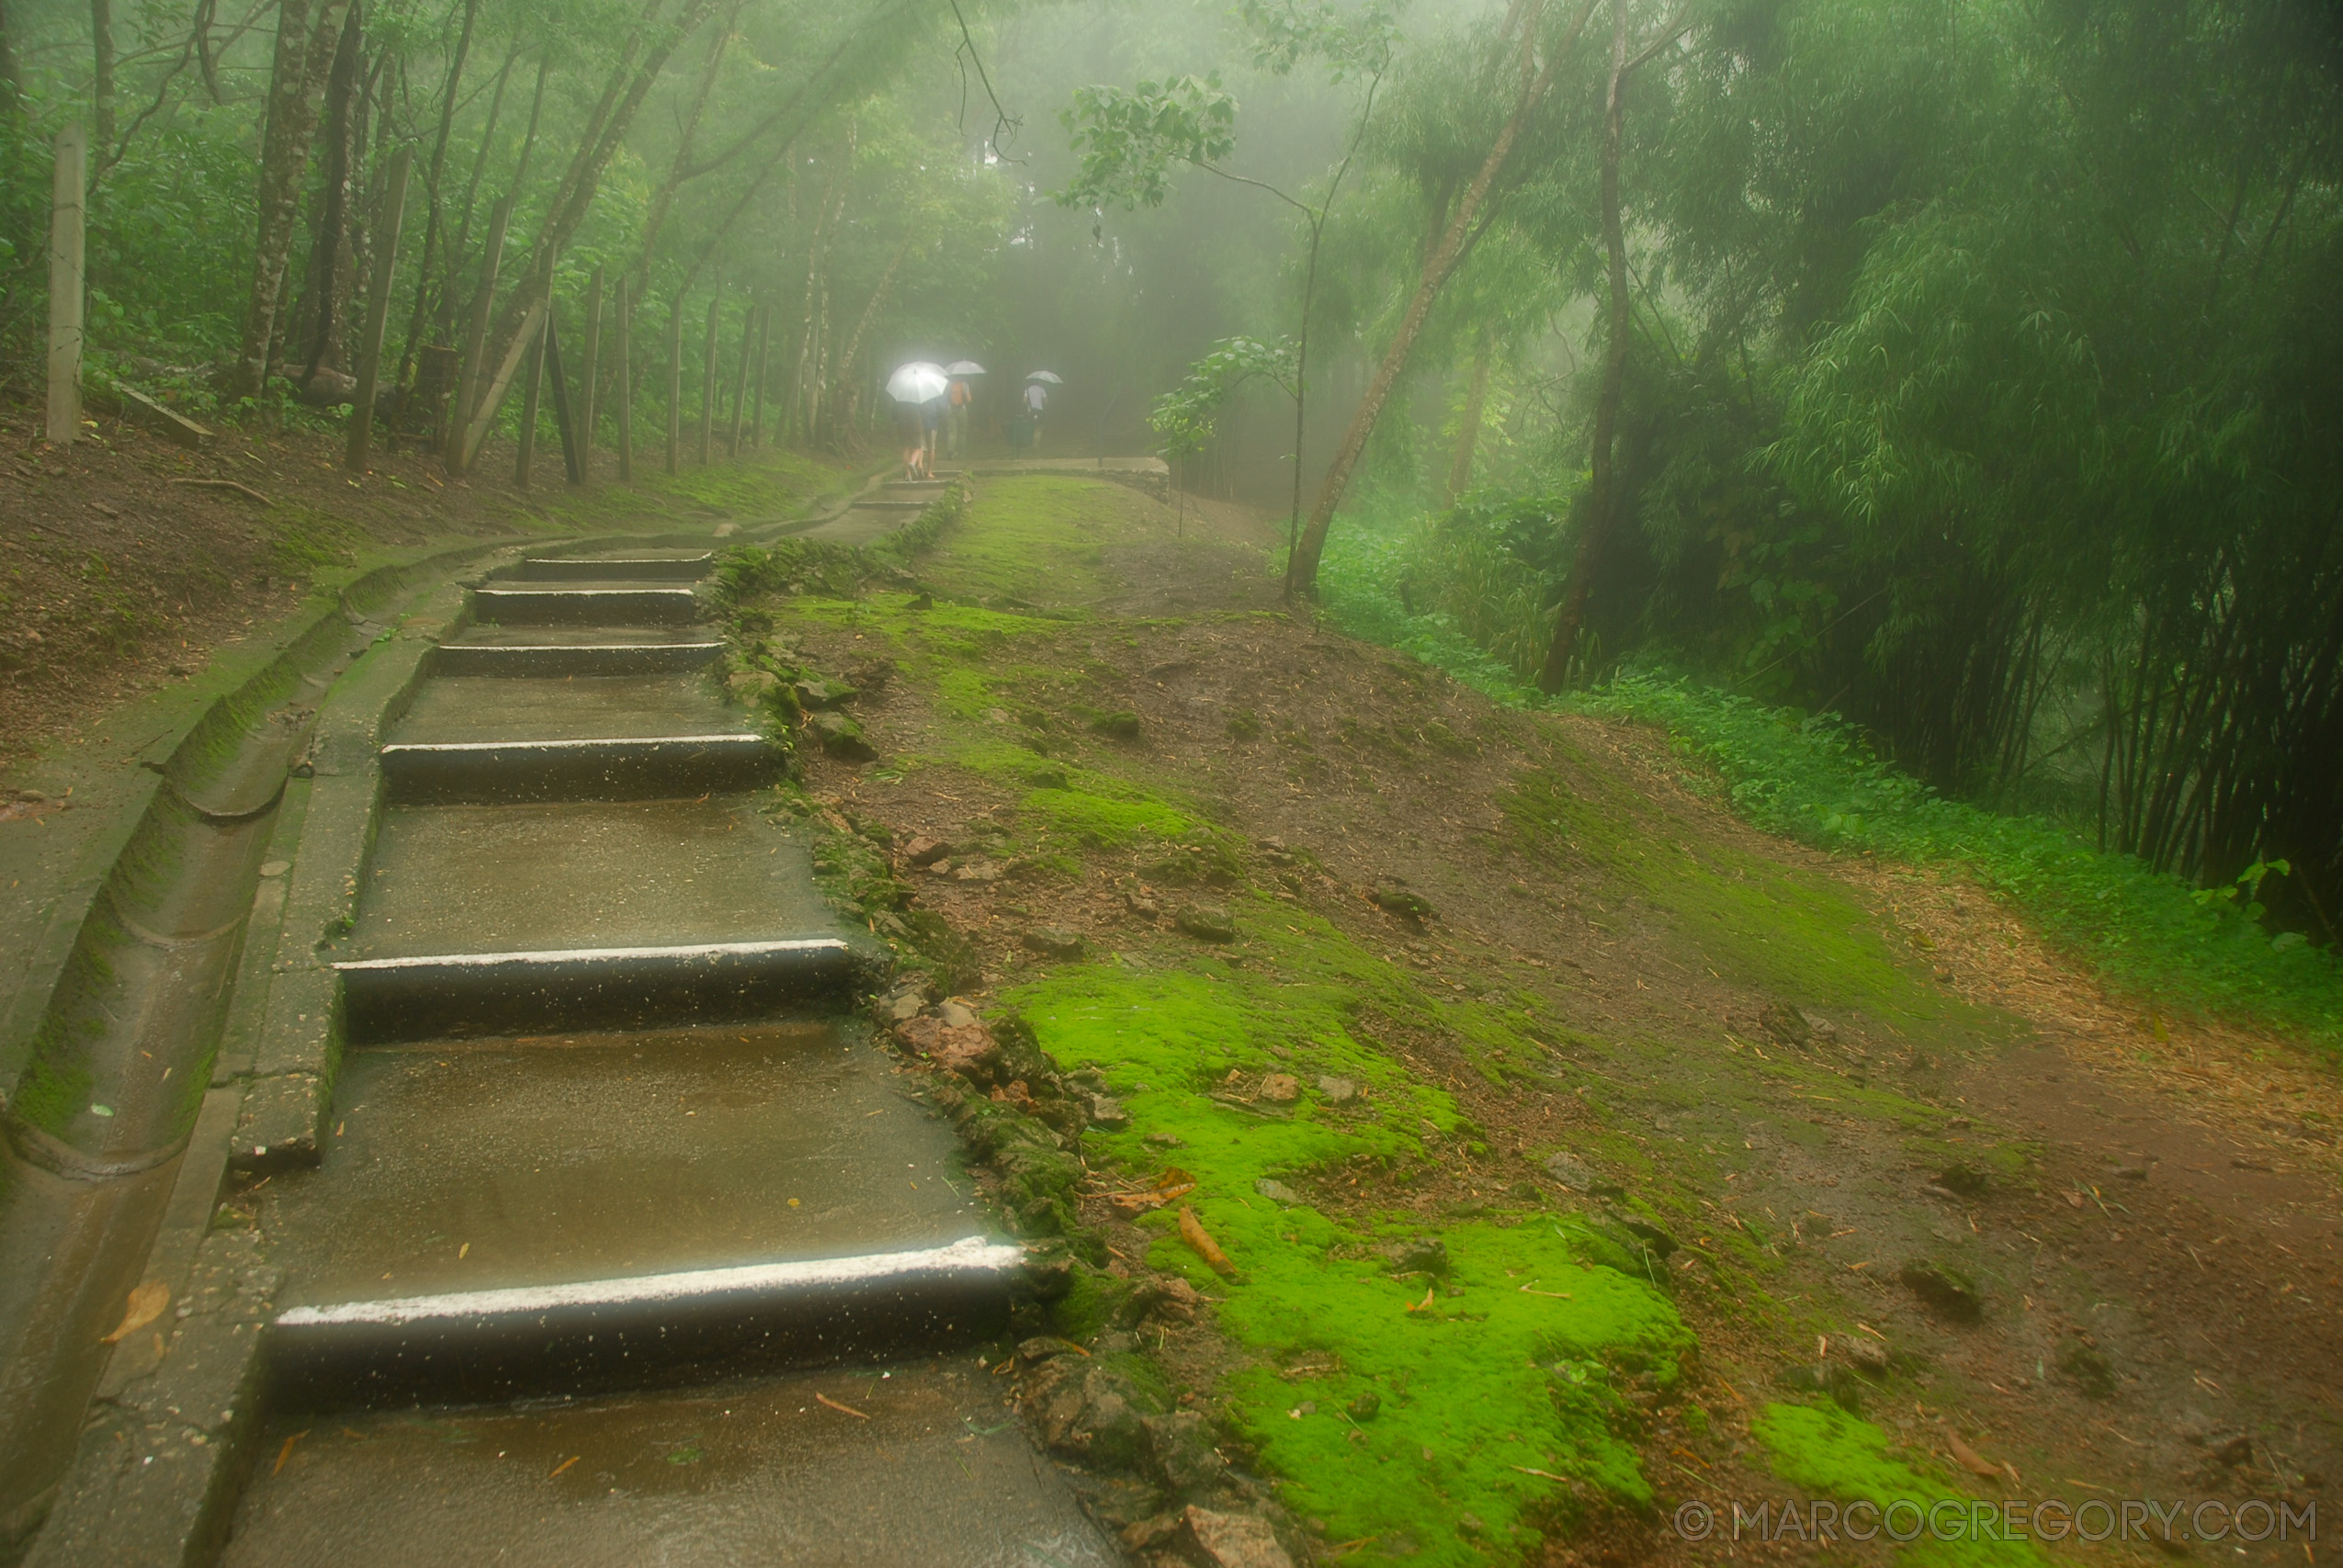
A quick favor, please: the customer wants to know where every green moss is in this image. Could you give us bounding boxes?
[1753,1403,2047,1568]
[1013,947,1690,1562]
[1507,763,1986,1042]
[1022,786,1192,849]
[922,475,1144,606]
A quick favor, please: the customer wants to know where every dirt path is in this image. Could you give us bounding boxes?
[744,473,2339,1564]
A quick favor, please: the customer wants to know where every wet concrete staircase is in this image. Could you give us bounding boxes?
[792,477,952,547]
[172,551,1108,1563]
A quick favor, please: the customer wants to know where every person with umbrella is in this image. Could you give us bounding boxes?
[887,361,948,479]
[944,361,983,459]
[1024,371,1061,448]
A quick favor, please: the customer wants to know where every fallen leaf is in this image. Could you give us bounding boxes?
[1178,1205,1237,1277]
[1946,1428,2005,1481]
[1406,1283,1435,1314]
[273,1430,309,1474]
[817,1392,870,1419]
[548,1455,580,1479]
[101,1280,168,1344]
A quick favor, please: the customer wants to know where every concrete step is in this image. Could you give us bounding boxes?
[336,936,854,1040]
[431,637,724,678]
[380,673,773,802]
[472,584,702,626]
[337,795,842,1038]
[224,1360,1115,1567]
[515,552,714,581]
[379,735,778,804]
[255,1025,1005,1404]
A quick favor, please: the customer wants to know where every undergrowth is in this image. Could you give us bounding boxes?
[1318,528,2343,1053]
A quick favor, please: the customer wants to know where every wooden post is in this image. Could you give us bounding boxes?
[575,264,603,478]
[544,306,583,485]
[46,124,86,446]
[513,313,543,489]
[725,299,753,457]
[447,193,510,471]
[696,293,719,465]
[614,276,633,481]
[749,304,769,448]
[345,145,411,472]
[664,294,682,476]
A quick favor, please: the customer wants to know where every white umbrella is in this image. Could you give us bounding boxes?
[944,360,986,376]
[1024,370,1063,384]
[887,361,949,403]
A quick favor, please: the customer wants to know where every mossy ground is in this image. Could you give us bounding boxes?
[718,472,2343,1566]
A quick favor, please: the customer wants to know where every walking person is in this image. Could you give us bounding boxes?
[884,360,949,479]
[896,397,926,479]
[946,375,972,459]
[921,394,945,476]
[1023,378,1048,446]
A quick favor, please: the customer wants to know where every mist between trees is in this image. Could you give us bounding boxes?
[1,0,2337,940]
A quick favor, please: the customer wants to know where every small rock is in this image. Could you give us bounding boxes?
[791,675,857,708]
[2112,1163,2150,1181]
[1087,1093,1130,1131]
[1762,1003,1813,1045]
[1543,1150,1599,1190]
[1898,1258,1984,1322]
[727,669,780,704]
[1385,1237,1449,1277]
[1141,1411,1227,1494]
[1346,1391,1380,1421]
[1372,886,1435,921]
[1935,1163,1989,1196]
[903,836,950,867]
[258,860,290,878]
[1176,903,1237,942]
[1023,927,1087,958]
[805,709,877,761]
[1259,1073,1300,1104]
[1144,1131,1184,1148]
[1316,1075,1358,1105]
[896,1015,998,1083]
[953,859,1003,883]
[2057,1340,2119,1398]
[1842,1337,1890,1375]
[937,998,979,1030]
[1125,890,1161,918]
[881,987,925,1022]
[1092,710,1141,739]
[1796,1008,1839,1040]
[1458,1513,1486,1538]
[2210,1433,2255,1468]
[1255,1179,1302,1206]
[1178,1506,1294,1568]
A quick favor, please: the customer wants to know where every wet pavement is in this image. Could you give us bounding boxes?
[216,550,1110,1562]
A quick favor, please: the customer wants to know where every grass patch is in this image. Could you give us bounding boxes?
[922,474,1147,607]
[1318,528,2343,1052]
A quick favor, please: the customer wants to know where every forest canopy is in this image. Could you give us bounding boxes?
[2,0,2337,933]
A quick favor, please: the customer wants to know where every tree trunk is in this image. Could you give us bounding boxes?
[294,0,365,384]
[626,0,741,310]
[1445,341,1492,504]
[725,297,753,455]
[696,292,718,464]
[443,38,517,336]
[457,0,725,469]
[576,263,602,472]
[89,0,115,154]
[446,192,508,467]
[1284,0,1590,599]
[748,303,768,447]
[230,0,354,397]
[831,237,909,446]
[513,314,542,488]
[1537,0,1631,693]
[391,0,479,395]
[614,273,633,480]
[664,293,682,475]
[1,0,25,113]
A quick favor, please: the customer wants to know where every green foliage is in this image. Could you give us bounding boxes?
[1148,334,1296,460]
[1056,74,1240,219]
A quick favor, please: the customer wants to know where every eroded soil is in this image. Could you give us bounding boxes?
[754,472,2339,1564]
